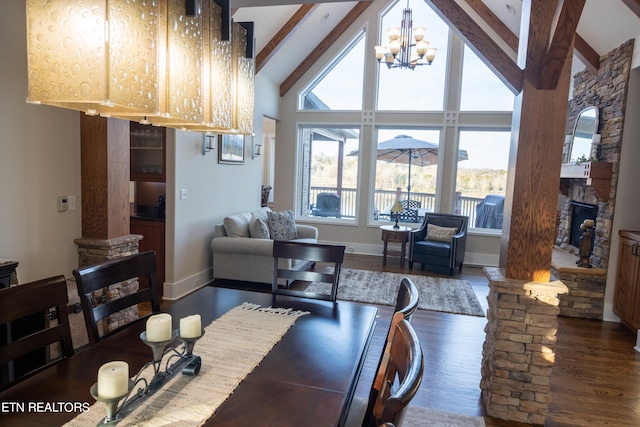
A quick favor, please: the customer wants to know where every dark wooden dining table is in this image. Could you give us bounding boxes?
[0,286,377,426]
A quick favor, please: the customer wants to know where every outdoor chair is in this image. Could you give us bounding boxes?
[311,193,341,218]
[272,240,345,302]
[73,251,161,344]
[409,213,468,276]
[398,200,421,223]
[345,319,424,427]
[0,275,74,391]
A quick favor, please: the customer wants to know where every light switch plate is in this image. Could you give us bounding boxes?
[180,189,188,200]
[57,196,68,212]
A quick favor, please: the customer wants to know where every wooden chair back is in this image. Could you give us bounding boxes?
[73,251,161,344]
[363,278,419,426]
[394,278,419,323]
[370,319,424,426]
[0,275,74,391]
[272,241,345,302]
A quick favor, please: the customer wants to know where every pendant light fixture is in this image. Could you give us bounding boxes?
[25,0,254,135]
[374,0,437,70]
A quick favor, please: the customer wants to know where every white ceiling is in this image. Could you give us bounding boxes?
[232,0,640,86]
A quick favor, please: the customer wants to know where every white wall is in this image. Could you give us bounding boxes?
[605,67,640,321]
[0,0,82,283]
[163,73,279,299]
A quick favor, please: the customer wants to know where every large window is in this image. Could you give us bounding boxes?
[460,45,515,111]
[376,1,450,111]
[297,126,360,221]
[372,128,441,224]
[299,32,365,111]
[456,130,510,230]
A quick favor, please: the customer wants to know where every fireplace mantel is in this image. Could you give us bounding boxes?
[560,161,612,201]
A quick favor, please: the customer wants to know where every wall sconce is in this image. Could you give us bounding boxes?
[252,144,262,159]
[202,134,216,155]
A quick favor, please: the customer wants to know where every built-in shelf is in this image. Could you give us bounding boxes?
[560,161,612,201]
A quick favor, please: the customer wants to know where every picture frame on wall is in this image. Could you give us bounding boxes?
[218,134,245,164]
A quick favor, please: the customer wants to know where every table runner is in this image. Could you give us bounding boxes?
[65,303,309,426]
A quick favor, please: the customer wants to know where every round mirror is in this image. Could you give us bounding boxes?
[568,106,598,163]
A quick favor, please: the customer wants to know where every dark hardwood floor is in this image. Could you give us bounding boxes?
[327,254,640,427]
[212,253,640,426]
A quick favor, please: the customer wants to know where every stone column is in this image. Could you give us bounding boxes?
[75,114,141,338]
[481,267,569,425]
[74,235,143,337]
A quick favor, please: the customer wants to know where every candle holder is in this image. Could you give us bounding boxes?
[89,380,134,426]
[177,328,205,357]
[90,328,204,425]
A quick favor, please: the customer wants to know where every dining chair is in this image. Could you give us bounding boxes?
[359,278,419,427]
[73,251,161,344]
[272,240,345,302]
[345,319,424,427]
[0,275,74,391]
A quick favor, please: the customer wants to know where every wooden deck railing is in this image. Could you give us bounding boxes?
[307,187,486,226]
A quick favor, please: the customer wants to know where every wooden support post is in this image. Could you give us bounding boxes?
[80,114,131,240]
[499,0,584,282]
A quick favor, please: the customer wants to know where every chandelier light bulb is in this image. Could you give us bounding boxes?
[387,27,401,41]
[425,48,437,64]
[375,45,387,61]
[413,26,425,42]
[416,40,428,57]
[389,40,401,56]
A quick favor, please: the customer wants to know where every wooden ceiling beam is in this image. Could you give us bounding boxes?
[574,33,600,73]
[621,0,640,18]
[463,0,519,52]
[279,1,372,98]
[464,0,599,74]
[425,0,523,94]
[256,4,319,73]
[536,0,586,89]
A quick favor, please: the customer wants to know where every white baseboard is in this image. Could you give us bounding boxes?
[163,268,211,301]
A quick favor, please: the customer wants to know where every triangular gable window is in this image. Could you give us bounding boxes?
[460,45,514,111]
[299,31,365,111]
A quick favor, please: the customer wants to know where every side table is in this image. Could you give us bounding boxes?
[380,225,412,266]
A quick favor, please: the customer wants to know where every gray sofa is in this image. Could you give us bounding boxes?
[211,207,318,285]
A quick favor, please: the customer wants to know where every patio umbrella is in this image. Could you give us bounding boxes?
[350,134,469,200]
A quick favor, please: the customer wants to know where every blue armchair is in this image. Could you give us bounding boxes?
[408,213,468,276]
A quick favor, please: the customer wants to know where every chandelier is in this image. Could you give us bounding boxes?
[374,0,436,70]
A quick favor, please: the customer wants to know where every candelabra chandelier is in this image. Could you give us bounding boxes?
[374,0,436,70]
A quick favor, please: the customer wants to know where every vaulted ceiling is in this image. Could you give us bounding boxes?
[231,0,640,96]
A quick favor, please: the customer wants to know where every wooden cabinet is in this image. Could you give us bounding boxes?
[130,219,165,298]
[130,122,166,182]
[613,230,640,330]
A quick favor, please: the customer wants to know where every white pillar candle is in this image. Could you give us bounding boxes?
[179,314,202,338]
[145,313,172,342]
[97,361,129,399]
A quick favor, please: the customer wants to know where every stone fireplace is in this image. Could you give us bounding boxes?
[568,200,598,248]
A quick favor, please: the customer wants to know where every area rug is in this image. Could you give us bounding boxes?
[404,406,486,427]
[305,268,485,317]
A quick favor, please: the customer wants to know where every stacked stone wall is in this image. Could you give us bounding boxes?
[482,268,569,425]
[74,234,142,337]
[556,40,634,270]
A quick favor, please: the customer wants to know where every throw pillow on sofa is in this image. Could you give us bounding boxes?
[267,210,298,240]
[249,215,270,239]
